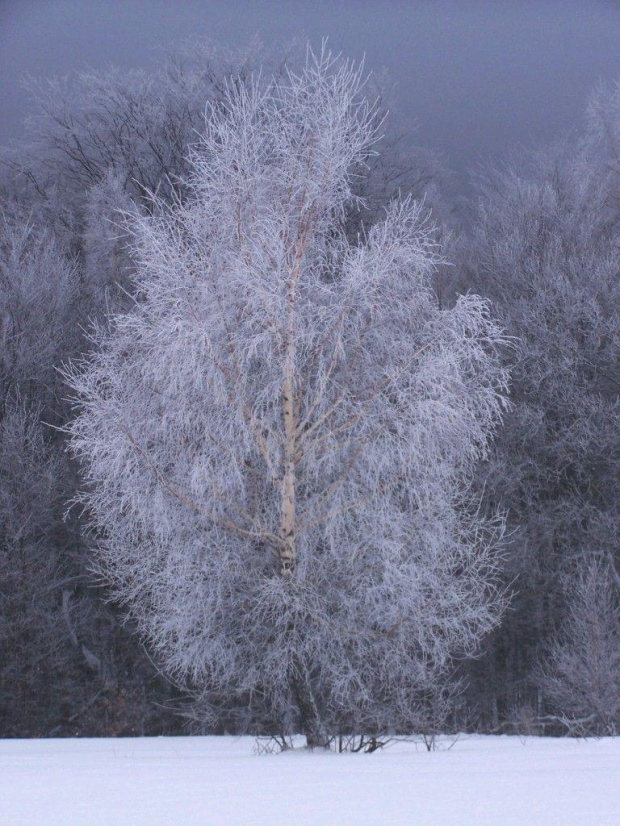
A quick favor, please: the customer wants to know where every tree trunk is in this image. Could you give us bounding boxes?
[290,654,330,749]
[279,238,304,577]
[281,229,325,743]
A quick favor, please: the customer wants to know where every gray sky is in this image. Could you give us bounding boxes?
[2,0,620,184]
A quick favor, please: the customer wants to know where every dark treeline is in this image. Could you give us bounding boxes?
[1,42,619,739]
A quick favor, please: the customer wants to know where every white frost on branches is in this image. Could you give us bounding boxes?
[66,47,509,742]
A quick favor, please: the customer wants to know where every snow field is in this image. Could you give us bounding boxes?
[1,734,618,826]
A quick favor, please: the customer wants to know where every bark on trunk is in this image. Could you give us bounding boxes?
[279,232,307,577]
[280,363,296,576]
[291,654,330,749]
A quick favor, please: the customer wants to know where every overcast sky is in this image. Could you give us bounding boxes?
[2,0,620,185]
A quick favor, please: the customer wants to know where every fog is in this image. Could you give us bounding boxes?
[2,0,620,184]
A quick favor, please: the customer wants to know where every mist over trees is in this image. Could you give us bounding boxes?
[0,41,619,740]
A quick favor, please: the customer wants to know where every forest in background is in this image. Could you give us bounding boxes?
[1,41,619,739]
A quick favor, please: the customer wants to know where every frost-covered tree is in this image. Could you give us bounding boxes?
[463,117,620,727]
[0,399,70,734]
[66,48,508,747]
[7,41,261,208]
[0,206,178,736]
[0,209,78,414]
[81,172,137,315]
[0,212,81,733]
[538,560,620,735]
[3,39,451,255]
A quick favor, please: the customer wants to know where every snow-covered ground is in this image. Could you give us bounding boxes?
[1,734,618,825]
